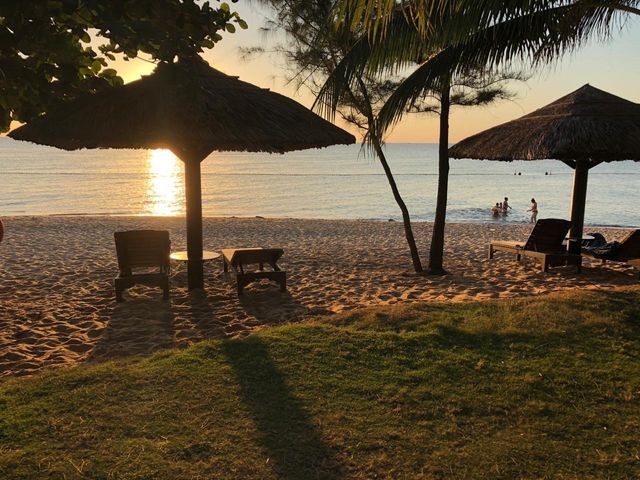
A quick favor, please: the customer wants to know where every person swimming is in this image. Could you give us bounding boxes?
[502,197,512,213]
[491,203,501,216]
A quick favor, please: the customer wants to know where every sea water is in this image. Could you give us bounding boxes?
[1,138,638,227]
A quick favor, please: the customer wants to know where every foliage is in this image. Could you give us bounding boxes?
[247,0,392,136]
[0,0,247,131]
[1,288,640,478]
[319,0,639,116]
[335,0,640,43]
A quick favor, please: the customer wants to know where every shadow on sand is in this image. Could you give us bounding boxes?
[90,296,176,362]
[238,286,308,326]
[90,279,309,364]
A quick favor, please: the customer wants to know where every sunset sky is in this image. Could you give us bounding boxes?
[78,4,640,143]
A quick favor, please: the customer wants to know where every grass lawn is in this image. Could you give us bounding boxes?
[1,288,640,479]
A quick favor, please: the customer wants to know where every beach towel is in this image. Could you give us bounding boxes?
[583,232,607,249]
[583,240,620,258]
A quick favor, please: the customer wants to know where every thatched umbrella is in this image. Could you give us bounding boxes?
[9,56,355,289]
[449,84,640,252]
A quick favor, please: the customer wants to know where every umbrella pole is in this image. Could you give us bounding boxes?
[568,159,590,254]
[184,158,204,290]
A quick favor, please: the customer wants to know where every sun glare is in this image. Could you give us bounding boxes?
[145,149,184,216]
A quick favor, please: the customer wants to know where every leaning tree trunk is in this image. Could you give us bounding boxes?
[371,136,423,273]
[427,82,451,275]
[352,76,423,273]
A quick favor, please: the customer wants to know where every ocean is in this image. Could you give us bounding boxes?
[1,138,638,227]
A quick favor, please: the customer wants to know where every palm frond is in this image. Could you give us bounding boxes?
[334,0,640,37]
[373,1,634,134]
[314,10,433,117]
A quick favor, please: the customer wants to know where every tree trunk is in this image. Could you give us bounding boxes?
[352,74,423,274]
[372,137,423,273]
[427,82,451,275]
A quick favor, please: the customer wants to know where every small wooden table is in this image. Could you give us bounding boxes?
[170,250,221,262]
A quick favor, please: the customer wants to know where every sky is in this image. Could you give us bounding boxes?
[53,3,640,143]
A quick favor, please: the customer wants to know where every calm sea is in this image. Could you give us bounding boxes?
[1,138,638,227]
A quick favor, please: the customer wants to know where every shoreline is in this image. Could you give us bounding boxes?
[1,216,638,378]
[1,214,636,230]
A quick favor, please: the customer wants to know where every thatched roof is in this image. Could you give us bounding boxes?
[449,84,640,163]
[9,57,355,154]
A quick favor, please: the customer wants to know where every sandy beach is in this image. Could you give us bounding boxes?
[0,215,638,378]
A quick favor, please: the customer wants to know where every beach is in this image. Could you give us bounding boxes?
[1,215,638,378]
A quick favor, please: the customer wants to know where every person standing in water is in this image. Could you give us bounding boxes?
[528,198,538,223]
[502,197,512,213]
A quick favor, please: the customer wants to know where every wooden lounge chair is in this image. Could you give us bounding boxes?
[114,230,171,302]
[489,218,581,272]
[582,229,640,265]
[222,248,286,295]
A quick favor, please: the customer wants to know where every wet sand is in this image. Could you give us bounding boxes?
[1,216,638,377]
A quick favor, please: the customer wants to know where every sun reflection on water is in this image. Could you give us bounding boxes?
[145,149,184,216]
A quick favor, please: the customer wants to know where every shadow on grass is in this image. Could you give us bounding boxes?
[222,338,344,479]
[432,324,537,349]
[587,289,640,328]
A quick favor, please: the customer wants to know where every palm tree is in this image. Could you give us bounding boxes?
[376,70,519,275]
[317,0,638,273]
[318,9,522,274]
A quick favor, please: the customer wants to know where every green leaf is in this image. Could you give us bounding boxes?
[100,68,117,77]
[0,0,244,132]
[90,60,102,74]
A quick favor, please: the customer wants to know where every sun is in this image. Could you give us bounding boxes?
[150,148,177,174]
[145,149,184,216]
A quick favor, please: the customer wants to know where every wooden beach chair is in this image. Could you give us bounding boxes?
[222,248,286,295]
[582,229,640,264]
[114,230,171,302]
[489,219,581,272]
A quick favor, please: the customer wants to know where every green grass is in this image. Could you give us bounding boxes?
[1,289,640,479]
